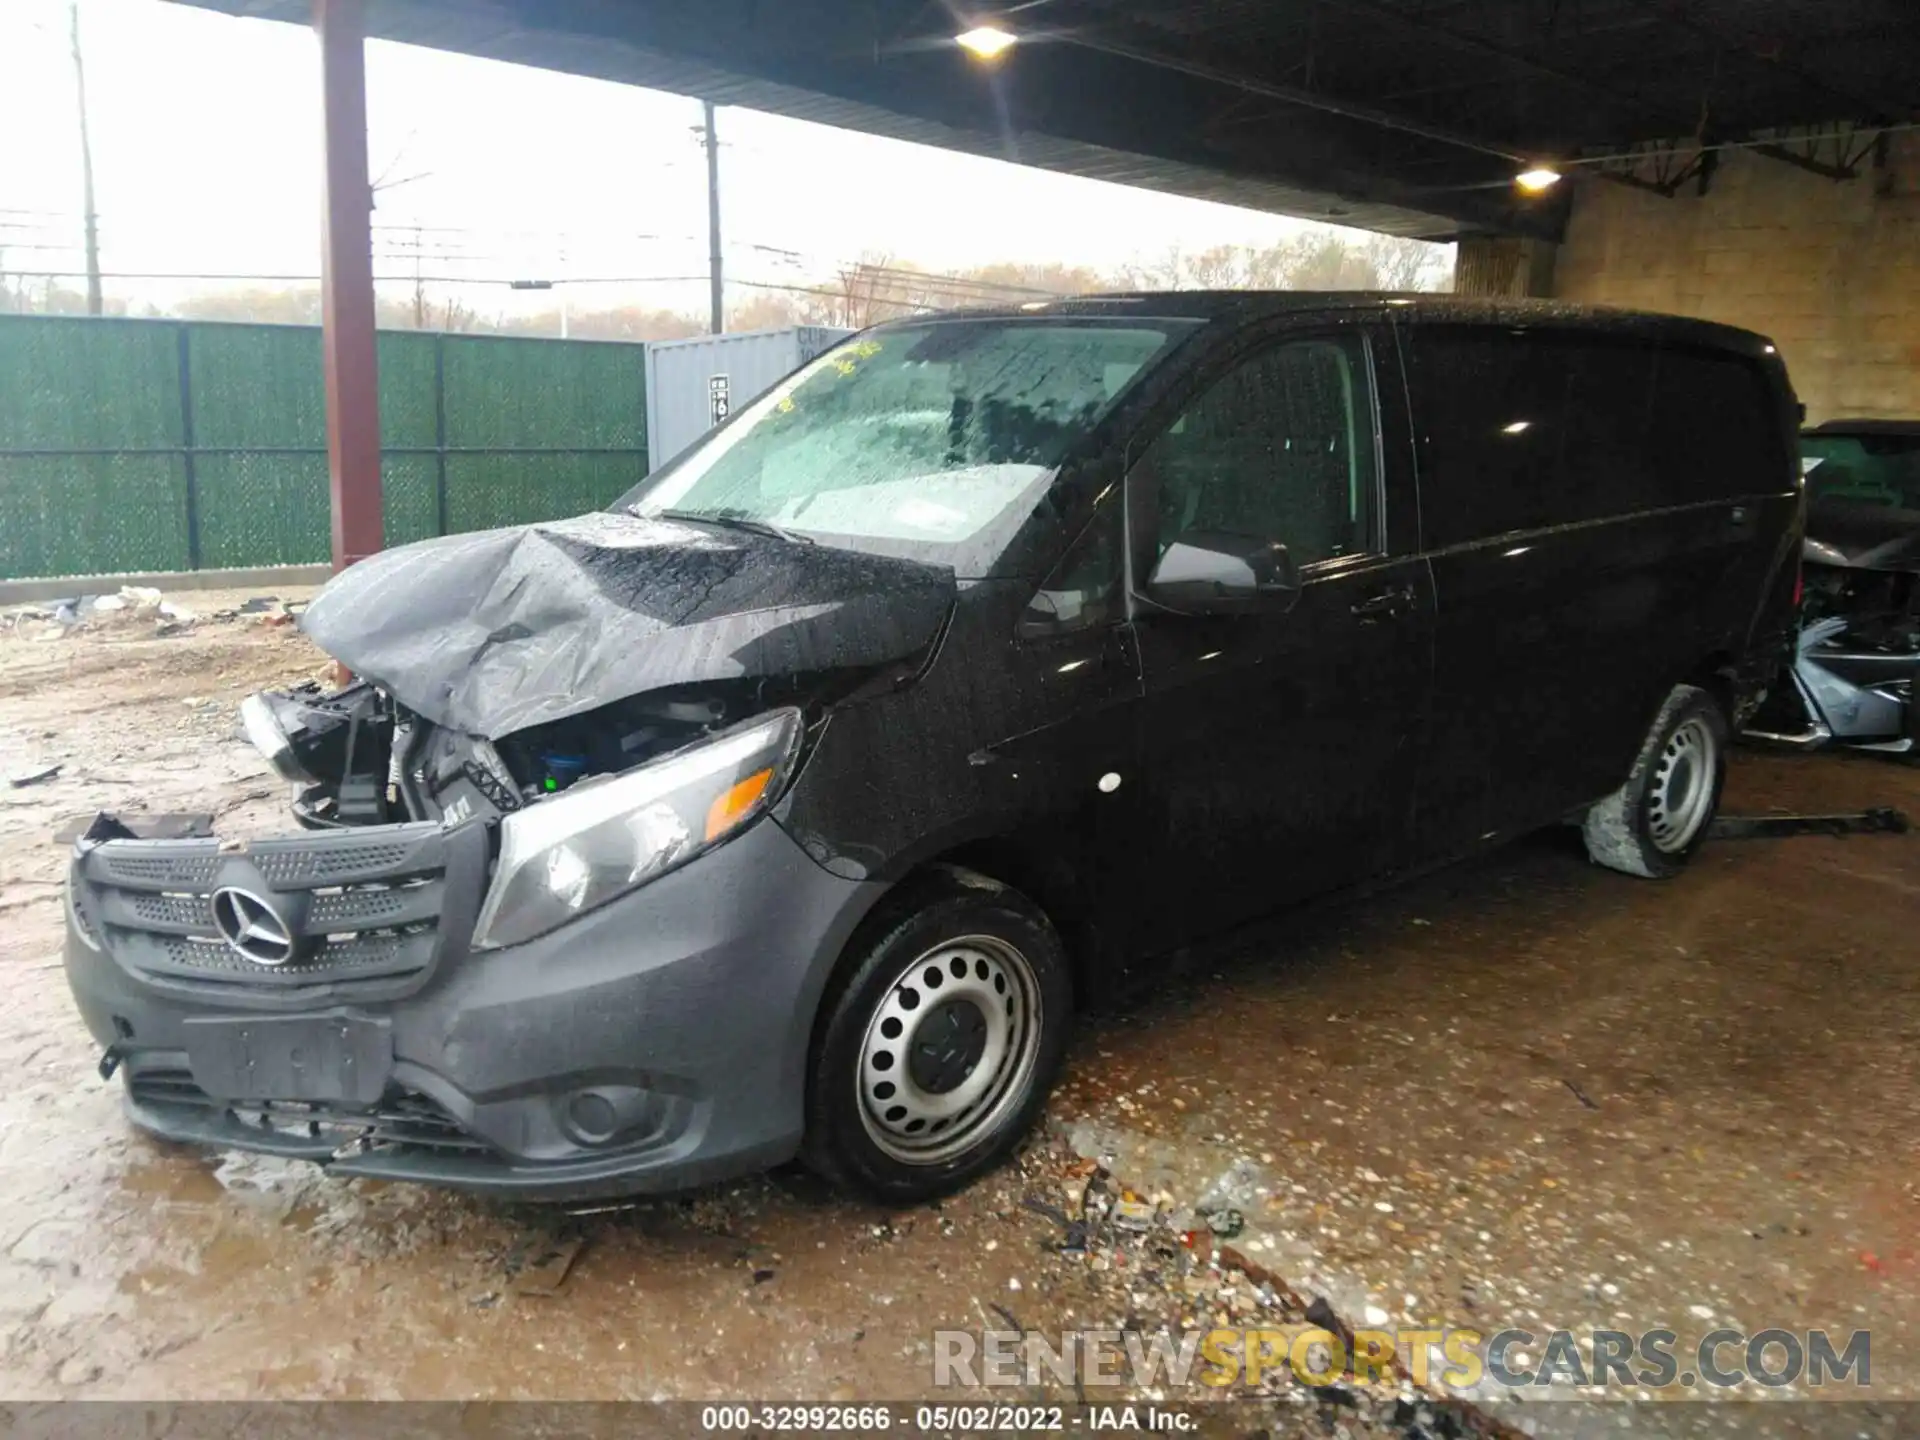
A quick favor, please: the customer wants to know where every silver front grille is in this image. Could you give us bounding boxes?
[131,893,212,928]
[76,821,475,1004]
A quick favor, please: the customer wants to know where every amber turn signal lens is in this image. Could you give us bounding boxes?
[704,767,774,841]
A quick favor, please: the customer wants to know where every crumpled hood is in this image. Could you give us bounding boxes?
[300,512,956,737]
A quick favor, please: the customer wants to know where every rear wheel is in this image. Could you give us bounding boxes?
[804,868,1071,1202]
[1582,684,1728,878]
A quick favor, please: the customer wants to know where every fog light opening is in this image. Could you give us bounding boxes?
[565,1090,620,1145]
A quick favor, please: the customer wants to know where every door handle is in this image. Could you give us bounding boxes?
[1351,584,1415,620]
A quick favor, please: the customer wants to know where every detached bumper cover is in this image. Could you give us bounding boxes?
[63,815,886,1198]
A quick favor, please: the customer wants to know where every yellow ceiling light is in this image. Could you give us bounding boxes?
[1515,166,1563,193]
[955,24,1018,60]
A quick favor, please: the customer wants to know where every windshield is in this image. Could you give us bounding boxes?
[618,319,1196,574]
[1802,432,1920,511]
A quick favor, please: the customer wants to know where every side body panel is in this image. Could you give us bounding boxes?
[1122,319,1435,952]
[776,571,1147,963]
[1395,318,1801,851]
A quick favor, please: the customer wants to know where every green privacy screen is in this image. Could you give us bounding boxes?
[0,315,648,580]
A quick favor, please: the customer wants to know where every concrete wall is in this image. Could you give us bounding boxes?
[1549,134,1920,423]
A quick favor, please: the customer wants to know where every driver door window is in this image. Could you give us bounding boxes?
[1145,335,1380,566]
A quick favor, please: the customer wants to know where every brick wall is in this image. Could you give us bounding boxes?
[1549,133,1920,423]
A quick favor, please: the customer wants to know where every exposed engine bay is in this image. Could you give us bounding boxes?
[1800,556,1919,655]
[242,676,823,833]
[1745,556,1918,753]
[1745,424,1920,754]
[1773,560,1920,752]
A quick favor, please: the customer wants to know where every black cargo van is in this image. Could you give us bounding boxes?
[62,295,1802,1203]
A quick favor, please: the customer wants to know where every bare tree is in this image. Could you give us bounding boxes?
[962,261,1105,297]
[1184,245,1248,289]
[729,291,809,331]
[440,295,477,332]
[1361,234,1453,292]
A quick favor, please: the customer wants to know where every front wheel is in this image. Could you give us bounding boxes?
[1582,683,1728,878]
[803,867,1072,1202]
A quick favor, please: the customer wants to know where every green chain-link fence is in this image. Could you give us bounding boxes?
[0,315,649,580]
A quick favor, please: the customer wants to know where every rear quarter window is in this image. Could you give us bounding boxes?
[1406,327,1783,550]
[1405,329,1588,548]
[1646,349,1787,504]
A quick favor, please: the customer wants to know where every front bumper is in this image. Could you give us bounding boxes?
[63,814,886,1199]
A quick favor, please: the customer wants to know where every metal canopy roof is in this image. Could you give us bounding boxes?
[173,0,1920,241]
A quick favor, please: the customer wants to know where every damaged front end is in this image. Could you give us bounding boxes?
[232,678,811,946]
[62,512,950,1193]
[223,507,957,911]
[1746,522,1920,754]
[1751,425,1920,753]
[241,671,815,839]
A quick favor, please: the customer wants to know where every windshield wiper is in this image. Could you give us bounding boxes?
[655,508,816,545]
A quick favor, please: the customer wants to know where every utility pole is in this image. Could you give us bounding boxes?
[315,0,384,570]
[68,0,102,315]
[702,100,723,334]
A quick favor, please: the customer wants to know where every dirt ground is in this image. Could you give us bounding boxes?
[1,599,1915,1431]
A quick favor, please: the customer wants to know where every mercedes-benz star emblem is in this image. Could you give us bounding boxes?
[210,887,296,966]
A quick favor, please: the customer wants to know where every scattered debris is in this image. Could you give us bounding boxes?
[1201,1207,1245,1239]
[507,1235,584,1296]
[1561,1078,1599,1110]
[1196,1156,1266,1215]
[1109,1192,1155,1232]
[1,585,311,639]
[1304,1294,1354,1349]
[8,763,61,788]
[1020,1196,1072,1228]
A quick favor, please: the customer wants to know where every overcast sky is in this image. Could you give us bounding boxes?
[0,0,1437,318]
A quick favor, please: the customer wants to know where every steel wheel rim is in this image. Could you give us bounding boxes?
[856,935,1043,1166]
[1647,715,1717,853]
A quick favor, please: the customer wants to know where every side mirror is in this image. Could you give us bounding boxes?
[1144,531,1301,615]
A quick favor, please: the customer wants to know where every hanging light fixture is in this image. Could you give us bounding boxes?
[955,24,1018,60]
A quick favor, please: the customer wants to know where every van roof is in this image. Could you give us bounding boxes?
[875,292,1779,360]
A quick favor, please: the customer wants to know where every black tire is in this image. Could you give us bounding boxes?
[1581,683,1729,878]
[803,865,1072,1203]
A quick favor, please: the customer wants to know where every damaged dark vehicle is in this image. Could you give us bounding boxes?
[1746,419,1920,754]
[62,296,1801,1202]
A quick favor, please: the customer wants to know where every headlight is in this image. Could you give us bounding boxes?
[470,708,802,950]
[239,692,303,782]
[239,684,387,786]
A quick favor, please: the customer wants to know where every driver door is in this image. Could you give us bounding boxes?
[1126,325,1434,952]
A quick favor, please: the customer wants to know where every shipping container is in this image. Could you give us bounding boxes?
[643,325,850,472]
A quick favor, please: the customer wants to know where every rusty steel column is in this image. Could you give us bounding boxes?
[315,0,383,570]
